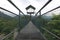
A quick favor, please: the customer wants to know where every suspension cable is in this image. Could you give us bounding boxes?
[8,0,25,16]
[35,0,52,16]
[0,7,19,16]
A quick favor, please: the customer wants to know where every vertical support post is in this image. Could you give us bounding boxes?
[18,11,20,31]
[39,11,42,26]
[39,11,41,16]
[30,14,31,21]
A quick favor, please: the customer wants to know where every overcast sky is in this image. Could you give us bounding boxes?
[0,0,60,16]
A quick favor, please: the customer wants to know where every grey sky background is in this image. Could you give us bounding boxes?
[0,0,60,16]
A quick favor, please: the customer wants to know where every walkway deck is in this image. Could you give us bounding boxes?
[15,21,46,40]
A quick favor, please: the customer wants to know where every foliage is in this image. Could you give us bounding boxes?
[32,14,60,40]
[0,11,60,40]
[46,15,60,36]
[43,14,60,40]
[0,14,30,35]
[0,17,18,34]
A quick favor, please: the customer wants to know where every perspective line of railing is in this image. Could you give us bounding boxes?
[1,28,18,40]
[1,31,14,40]
[41,27,60,39]
[39,30,48,40]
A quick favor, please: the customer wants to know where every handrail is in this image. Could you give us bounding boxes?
[39,30,48,40]
[41,27,60,39]
[1,28,17,40]
[35,0,52,16]
[1,31,14,40]
[8,0,25,16]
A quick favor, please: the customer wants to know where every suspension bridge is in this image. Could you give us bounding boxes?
[0,0,60,40]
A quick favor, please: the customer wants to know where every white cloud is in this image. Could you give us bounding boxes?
[0,0,60,16]
[0,0,19,14]
[41,0,60,14]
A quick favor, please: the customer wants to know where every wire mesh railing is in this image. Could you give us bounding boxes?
[33,6,60,40]
[0,28,18,40]
[0,7,19,40]
[0,6,30,40]
[0,0,60,40]
[1,30,14,40]
[40,27,60,40]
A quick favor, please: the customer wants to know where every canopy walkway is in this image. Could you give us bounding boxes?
[0,0,60,40]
